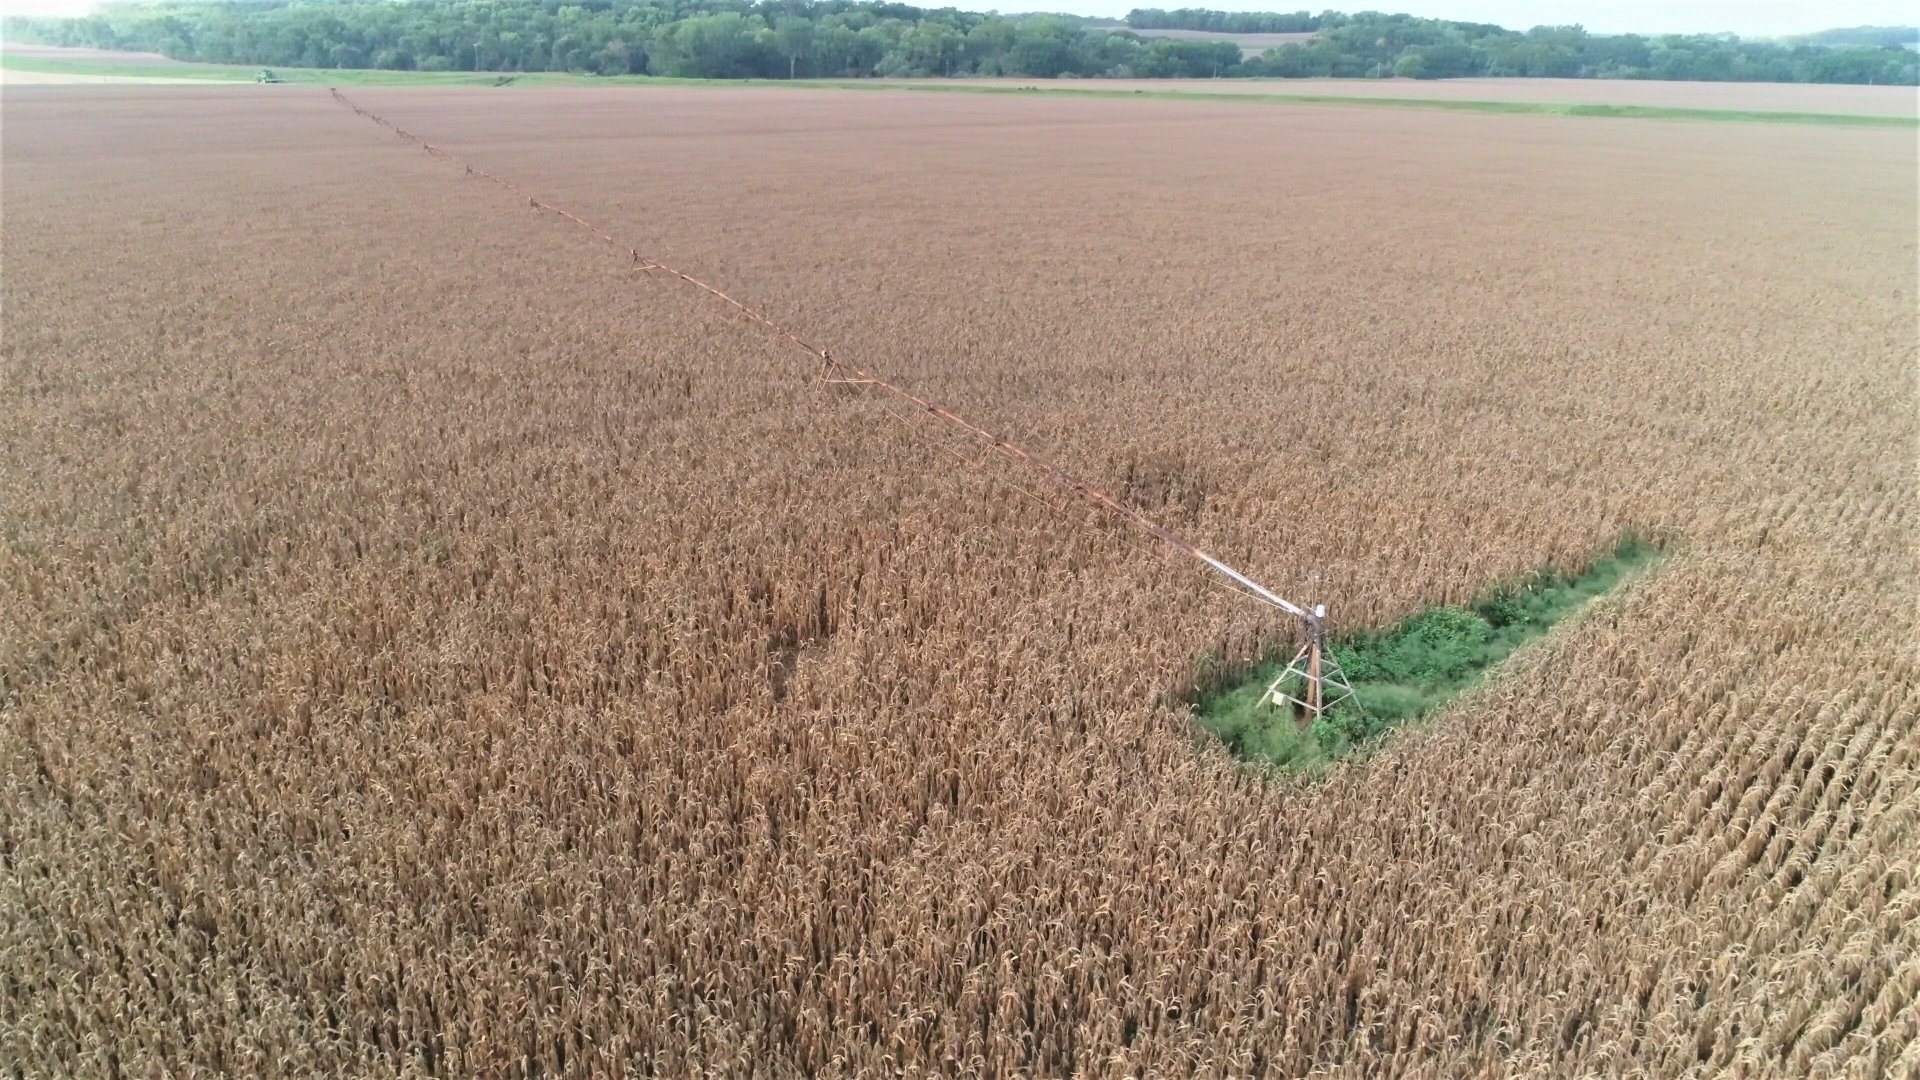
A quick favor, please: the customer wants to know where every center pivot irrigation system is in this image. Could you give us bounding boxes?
[329,88,1360,725]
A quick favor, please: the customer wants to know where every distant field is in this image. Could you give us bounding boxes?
[1,61,216,84]
[928,74,1920,118]
[1,42,183,64]
[0,48,495,85]
[1117,27,1318,58]
[0,69,217,85]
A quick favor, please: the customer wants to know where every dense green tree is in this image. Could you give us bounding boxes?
[650,13,773,78]
[899,20,962,76]
[4,2,1912,85]
[773,15,813,77]
[1790,25,1918,49]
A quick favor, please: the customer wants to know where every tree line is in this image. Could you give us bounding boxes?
[1786,26,1918,49]
[1124,10,1919,82]
[6,2,1915,85]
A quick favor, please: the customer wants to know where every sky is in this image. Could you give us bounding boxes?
[2,0,1913,38]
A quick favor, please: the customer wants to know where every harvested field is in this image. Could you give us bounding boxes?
[3,84,1917,1077]
[1110,27,1320,59]
[0,42,185,64]
[0,68,224,85]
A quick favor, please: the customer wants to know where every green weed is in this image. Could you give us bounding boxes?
[1194,534,1663,771]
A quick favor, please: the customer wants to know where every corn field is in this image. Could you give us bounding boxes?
[2,86,1916,1077]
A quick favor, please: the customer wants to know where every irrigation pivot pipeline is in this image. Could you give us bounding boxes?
[326,88,1340,698]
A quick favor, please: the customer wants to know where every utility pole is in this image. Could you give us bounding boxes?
[474,42,482,72]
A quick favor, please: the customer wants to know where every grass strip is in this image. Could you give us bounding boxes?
[811,81,1916,126]
[4,53,1912,127]
[1193,534,1664,772]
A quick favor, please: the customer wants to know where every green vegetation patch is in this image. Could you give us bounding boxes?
[1194,534,1663,772]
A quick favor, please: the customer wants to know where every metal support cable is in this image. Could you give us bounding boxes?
[328,87,1314,624]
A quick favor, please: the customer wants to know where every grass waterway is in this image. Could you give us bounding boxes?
[1194,535,1663,772]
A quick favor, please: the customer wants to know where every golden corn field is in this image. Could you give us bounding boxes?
[3,85,1916,1077]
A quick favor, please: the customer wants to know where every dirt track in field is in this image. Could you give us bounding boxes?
[4,85,1916,1076]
